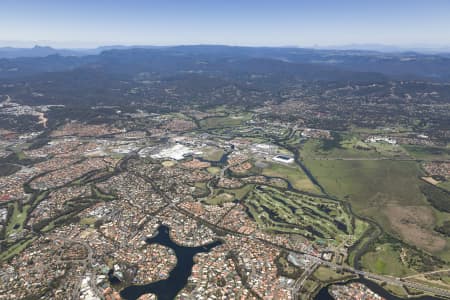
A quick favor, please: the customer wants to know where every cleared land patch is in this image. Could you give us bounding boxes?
[385,205,446,253]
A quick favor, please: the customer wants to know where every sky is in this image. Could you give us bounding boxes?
[0,0,449,48]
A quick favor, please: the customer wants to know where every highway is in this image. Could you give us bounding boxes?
[292,261,319,300]
[304,254,450,299]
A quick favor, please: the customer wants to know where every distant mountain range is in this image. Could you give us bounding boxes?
[1,45,450,82]
[1,44,450,59]
[1,44,450,111]
[0,45,167,59]
[0,45,87,58]
[314,43,450,54]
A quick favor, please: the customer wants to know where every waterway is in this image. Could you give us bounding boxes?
[314,277,443,300]
[120,225,222,300]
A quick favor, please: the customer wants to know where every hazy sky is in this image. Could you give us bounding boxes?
[1,0,449,48]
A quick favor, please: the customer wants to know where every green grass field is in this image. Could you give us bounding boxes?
[438,181,450,192]
[199,113,252,130]
[0,237,37,261]
[200,146,225,161]
[360,233,447,277]
[204,192,235,205]
[80,217,97,226]
[168,112,192,121]
[404,145,450,161]
[6,202,30,238]
[206,166,220,175]
[303,159,427,213]
[262,162,320,194]
[193,181,209,198]
[313,266,356,282]
[361,243,415,276]
[204,184,254,205]
[301,137,409,160]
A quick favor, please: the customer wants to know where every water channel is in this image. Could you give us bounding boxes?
[120,225,222,300]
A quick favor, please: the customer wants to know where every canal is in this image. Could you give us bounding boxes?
[120,225,222,300]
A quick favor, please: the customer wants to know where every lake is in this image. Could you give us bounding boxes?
[120,225,222,300]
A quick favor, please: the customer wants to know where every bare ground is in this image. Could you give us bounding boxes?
[384,205,446,253]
